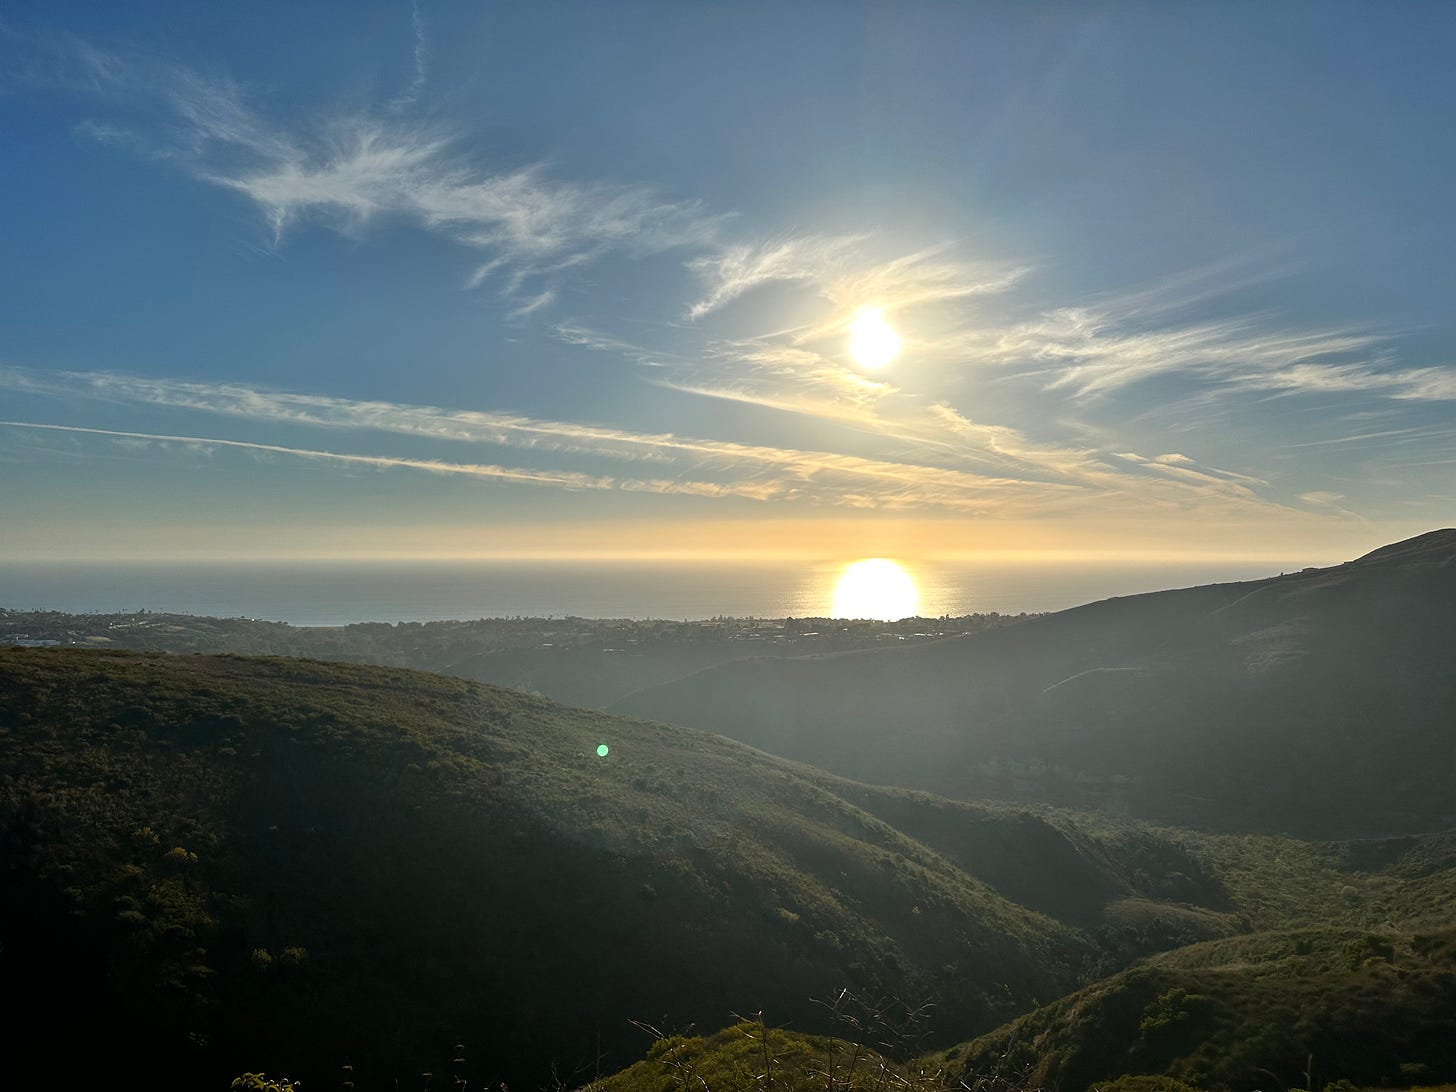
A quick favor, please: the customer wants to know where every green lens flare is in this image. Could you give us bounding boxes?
[596,744,610,757]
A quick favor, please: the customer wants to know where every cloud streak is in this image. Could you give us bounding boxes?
[686,235,1027,326]
[0,365,1317,521]
[386,0,429,113]
[933,298,1456,403]
[59,33,1449,418]
[60,41,723,304]
[686,234,866,319]
[562,321,1291,512]
[0,420,790,501]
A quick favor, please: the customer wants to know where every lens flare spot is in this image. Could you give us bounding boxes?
[596,743,610,757]
[831,558,919,621]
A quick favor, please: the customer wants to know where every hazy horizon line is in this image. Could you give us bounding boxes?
[0,550,1339,566]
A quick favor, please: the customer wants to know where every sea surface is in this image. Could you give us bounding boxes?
[0,558,1305,626]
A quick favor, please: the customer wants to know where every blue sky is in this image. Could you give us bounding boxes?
[2,1,1454,562]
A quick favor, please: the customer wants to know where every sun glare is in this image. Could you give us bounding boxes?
[848,309,902,369]
[831,558,919,621]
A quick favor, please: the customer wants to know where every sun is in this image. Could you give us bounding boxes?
[831,558,919,621]
[848,309,902,369]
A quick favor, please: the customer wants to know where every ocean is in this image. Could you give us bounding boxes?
[0,558,1302,626]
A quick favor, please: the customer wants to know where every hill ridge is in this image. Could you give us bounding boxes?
[1352,526,1456,566]
[0,646,1210,1088]
[612,530,1456,835]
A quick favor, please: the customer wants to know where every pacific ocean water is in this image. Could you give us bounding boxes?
[0,558,1303,626]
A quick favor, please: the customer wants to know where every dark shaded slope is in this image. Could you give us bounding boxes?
[933,925,1456,1092]
[611,531,1456,836]
[0,649,1106,1088]
[442,640,760,708]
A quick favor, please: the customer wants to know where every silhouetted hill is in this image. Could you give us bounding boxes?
[1352,527,1456,566]
[1,648,1220,1088]
[611,531,1456,836]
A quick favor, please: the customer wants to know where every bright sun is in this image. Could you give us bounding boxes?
[848,309,902,369]
[831,558,919,621]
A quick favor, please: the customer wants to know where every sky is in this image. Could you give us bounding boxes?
[2,1,1454,564]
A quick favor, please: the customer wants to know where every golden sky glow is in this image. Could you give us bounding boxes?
[0,512,1433,564]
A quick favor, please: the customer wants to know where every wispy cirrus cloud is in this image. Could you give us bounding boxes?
[51,40,723,305]
[928,290,1456,403]
[18,33,1448,535]
[686,234,867,319]
[57,31,1445,420]
[0,420,787,500]
[673,234,1453,514]
[1298,489,1363,519]
[561,313,1265,499]
[0,367,1081,514]
[386,0,429,114]
[935,307,1383,395]
[553,325,1321,517]
[712,244,1442,415]
[686,235,1027,324]
[0,365,1307,519]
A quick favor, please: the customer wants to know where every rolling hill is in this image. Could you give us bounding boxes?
[611,530,1456,836]
[932,924,1456,1092]
[1,647,1235,1089]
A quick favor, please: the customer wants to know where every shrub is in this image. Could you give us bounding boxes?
[1138,988,1208,1038]
[1088,1076,1201,1092]
[1341,935,1394,968]
[230,1075,299,1092]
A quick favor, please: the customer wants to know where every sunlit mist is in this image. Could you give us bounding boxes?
[848,309,902,369]
[831,558,919,620]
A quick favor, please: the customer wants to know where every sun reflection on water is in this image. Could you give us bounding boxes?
[830,558,919,620]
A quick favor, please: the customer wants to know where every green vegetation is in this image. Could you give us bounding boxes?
[230,1076,300,1092]
[931,926,1456,1092]
[1086,1077,1201,1092]
[0,647,1106,1089]
[586,1014,957,1092]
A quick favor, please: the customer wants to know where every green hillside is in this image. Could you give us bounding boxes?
[6,646,1455,1090]
[584,1013,952,1092]
[933,925,1456,1092]
[0,647,1146,1089]
[612,530,1456,836]
[920,825,1456,1092]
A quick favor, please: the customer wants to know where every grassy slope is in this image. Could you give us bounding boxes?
[922,823,1456,1092]
[932,926,1456,1092]
[611,531,1456,836]
[584,1017,946,1092]
[6,647,1454,1091]
[0,647,1131,1088]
